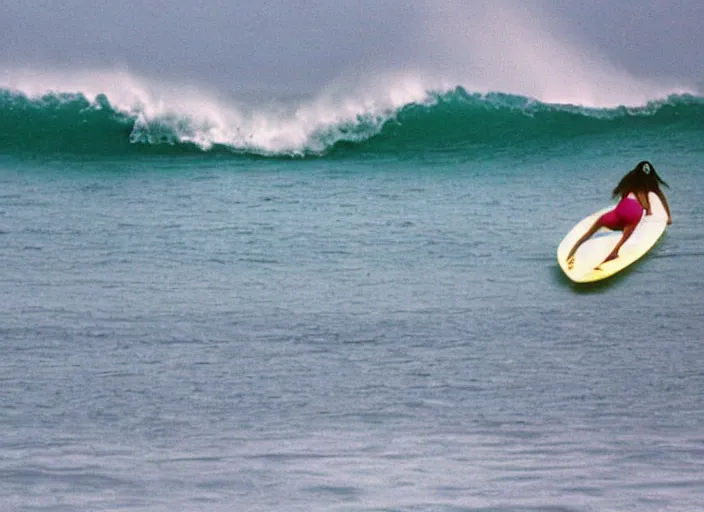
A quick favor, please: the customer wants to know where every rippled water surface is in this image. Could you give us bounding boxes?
[2,147,703,511]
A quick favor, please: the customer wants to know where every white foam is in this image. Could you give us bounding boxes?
[0,68,443,154]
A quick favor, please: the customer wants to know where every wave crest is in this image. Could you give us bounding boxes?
[0,78,701,158]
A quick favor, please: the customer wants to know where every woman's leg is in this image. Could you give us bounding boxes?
[567,218,606,265]
[596,223,636,268]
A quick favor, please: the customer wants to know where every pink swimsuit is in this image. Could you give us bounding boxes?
[599,195,644,230]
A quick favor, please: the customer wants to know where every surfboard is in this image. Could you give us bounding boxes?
[557,192,668,283]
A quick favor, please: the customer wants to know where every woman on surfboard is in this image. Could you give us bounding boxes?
[567,161,672,270]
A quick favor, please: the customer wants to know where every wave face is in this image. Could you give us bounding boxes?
[1,86,702,159]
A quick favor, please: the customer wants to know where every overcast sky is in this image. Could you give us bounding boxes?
[1,0,702,98]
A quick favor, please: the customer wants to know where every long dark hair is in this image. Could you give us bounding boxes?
[612,161,669,198]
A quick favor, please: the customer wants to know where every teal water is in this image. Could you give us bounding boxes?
[1,87,704,511]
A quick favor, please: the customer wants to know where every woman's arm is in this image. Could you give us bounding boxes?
[655,188,673,224]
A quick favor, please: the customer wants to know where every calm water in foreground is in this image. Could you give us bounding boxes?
[2,134,703,511]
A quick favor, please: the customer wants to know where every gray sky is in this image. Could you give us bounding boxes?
[1,0,702,98]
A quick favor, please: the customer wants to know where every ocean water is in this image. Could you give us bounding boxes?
[1,85,704,512]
